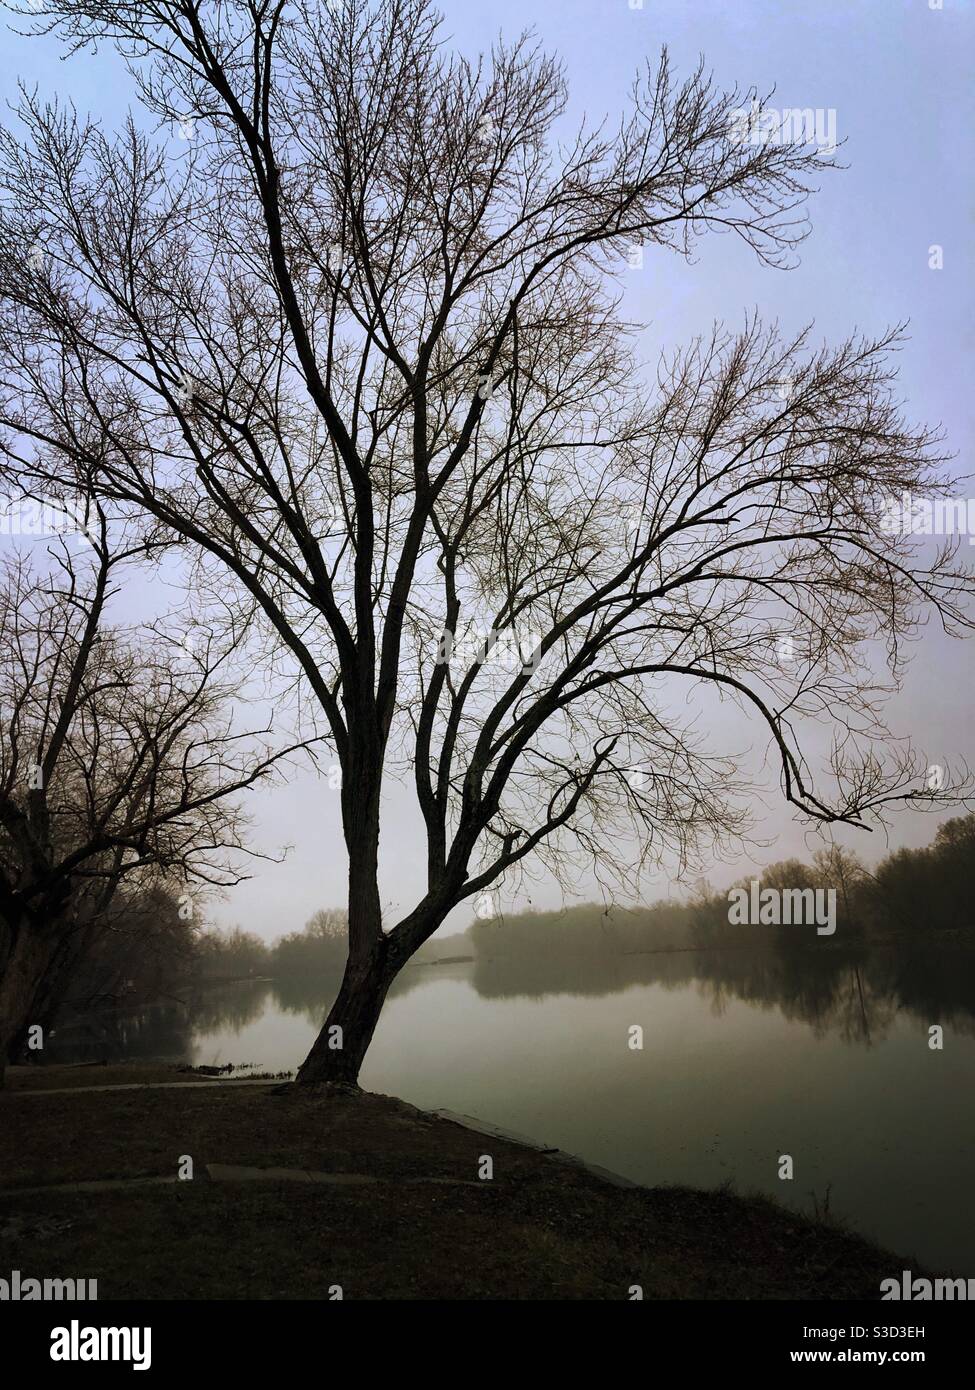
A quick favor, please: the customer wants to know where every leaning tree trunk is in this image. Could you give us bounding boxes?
[294,935,396,1086]
[294,757,441,1087]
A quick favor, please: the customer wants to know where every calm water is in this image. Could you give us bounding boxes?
[49,945,975,1273]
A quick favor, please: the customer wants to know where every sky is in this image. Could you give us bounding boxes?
[1,0,973,939]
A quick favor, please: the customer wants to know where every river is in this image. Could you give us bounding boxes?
[45,943,975,1274]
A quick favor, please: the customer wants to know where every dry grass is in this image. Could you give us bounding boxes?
[4,1063,224,1092]
[0,1070,920,1300]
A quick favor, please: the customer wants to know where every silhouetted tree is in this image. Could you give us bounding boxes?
[195,924,271,979]
[0,507,303,1083]
[0,0,972,1084]
[270,908,347,978]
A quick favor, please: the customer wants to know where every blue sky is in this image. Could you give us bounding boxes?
[1,0,973,937]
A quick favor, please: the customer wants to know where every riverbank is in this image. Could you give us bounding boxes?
[0,1064,925,1300]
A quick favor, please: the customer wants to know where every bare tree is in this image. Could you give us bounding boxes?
[0,0,971,1085]
[306,907,348,940]
[0,506,304,1083]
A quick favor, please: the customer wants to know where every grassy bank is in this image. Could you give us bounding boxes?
[0,1064,921,1300]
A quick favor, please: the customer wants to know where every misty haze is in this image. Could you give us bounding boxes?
[0,0,972,1350]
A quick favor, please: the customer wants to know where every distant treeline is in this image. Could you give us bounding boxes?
[55,904,345,1026]
[198,909,347,980]
[468,815,975,960]
[53,814,975,1029]
[188,908,346,988]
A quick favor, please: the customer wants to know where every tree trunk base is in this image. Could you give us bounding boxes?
[295,944,394,1087]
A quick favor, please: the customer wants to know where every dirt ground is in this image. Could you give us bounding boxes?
[0,1064,924,1300]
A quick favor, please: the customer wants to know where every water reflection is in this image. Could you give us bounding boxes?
[45,980,273,1066]
[471,939,975,1042]
[35,939,975,1272]
[44,940,975,1066]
